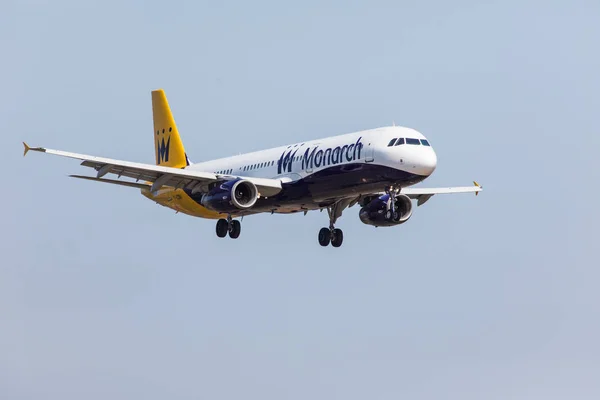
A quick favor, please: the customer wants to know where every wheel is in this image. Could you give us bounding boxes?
[229,219,241,239]
[331,228,343,247]
[393,211,400,221]
[216,219,228,238]
[385,210,393,221]
[318,227,331,246]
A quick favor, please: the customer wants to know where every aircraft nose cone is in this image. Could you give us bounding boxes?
[426,149,437,174]
[416,149,437,176]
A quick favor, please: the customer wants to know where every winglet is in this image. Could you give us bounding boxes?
[23,142,31,157]
[473,181,482,196]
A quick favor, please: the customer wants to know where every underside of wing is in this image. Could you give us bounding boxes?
[23,143,283,197]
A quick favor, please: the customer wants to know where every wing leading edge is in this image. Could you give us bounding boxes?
[23,142,283,197]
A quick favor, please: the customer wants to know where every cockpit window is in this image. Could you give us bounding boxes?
[420,139,430,146]
[387,138,397,147]
[394,138,405,146]
[406,138,420,145]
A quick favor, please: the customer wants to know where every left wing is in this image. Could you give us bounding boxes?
[402,181,483,206]
[23,142,283,197]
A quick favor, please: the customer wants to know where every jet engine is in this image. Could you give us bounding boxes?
[201,179,259,212]
[359,193,413,227]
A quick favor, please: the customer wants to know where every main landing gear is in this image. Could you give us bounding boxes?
[318,199,353,248]
[318,226,344,247]
[216,215,241,239]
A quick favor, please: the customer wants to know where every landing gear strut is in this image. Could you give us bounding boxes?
[318,199,352,248]
[384,186,401,222]
[216,215,242,239]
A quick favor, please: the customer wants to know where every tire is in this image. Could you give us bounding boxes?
[393,211,400,222]
[331,228,343,247]
[385,210,393,221]
[318,227,331,247]
[229,220,241,239]
[216,219,228,238]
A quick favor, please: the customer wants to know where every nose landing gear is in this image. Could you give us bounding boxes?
[216,215,242,239]
[384,186,402,222]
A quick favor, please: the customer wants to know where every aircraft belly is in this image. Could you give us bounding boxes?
[143,164,426,218]
[252,163,427,212]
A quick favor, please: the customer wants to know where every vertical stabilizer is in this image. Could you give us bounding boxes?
[152,89,189,168]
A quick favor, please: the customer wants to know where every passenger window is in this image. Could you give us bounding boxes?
[395,138,405,146]
[406,138,420,145]
[388,138,397,147]
[421,139,430,146]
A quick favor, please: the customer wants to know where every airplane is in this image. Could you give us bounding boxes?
[23,89,482,247]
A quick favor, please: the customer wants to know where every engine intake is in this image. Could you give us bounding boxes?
[359,193,413,227]
[231,180,258,209]
[201,179,259,212]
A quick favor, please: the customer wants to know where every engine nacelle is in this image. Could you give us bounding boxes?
[359,193,413,227]
[201,179,259,212]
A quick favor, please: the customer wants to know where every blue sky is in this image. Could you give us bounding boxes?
[3,1,599,398]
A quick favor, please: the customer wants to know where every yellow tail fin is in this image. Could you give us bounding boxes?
[152,89,189,168]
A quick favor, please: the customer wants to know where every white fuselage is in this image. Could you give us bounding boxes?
[189,126,437,185]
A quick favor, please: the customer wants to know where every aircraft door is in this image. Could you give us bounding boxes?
[364,141,375,163]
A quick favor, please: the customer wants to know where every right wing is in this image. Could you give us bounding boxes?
[23,143,283,197]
